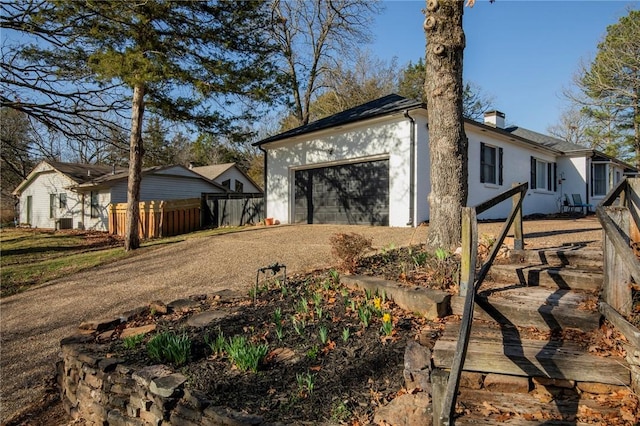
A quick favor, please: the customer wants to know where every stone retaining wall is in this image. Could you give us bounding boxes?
[57,299,437,426]
[58,333,266,426]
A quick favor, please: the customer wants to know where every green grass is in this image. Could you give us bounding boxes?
[0,226,246,298]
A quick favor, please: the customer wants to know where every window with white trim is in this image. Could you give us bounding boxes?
[90,191,99,218]
[592,163,607,196]
[49,194,56,218]
[530,157,556,191]
[59,193,67,209]
[480,142,503,185]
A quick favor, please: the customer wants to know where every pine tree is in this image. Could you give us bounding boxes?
[22,1,279,250]
[578,9,640,166]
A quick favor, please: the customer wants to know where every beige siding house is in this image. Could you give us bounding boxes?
[13,162,227,231]
[191,163,262,194]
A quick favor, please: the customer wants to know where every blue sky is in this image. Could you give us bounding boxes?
[371,0,638,134]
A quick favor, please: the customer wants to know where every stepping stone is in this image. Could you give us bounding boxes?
[187,308,238,328]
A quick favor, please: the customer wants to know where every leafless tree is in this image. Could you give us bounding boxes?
[1,1,130,145]
[270,0,382,127]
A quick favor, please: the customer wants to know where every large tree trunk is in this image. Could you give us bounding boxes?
[124,83,145,251]
[424,0,468,249]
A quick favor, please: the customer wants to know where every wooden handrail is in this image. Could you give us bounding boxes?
[596,206,640,285]
[438,182,528,425]
[599,177,628,207]
[596,176,639,326]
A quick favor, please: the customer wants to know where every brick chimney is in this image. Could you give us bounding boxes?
[484,110,505,129]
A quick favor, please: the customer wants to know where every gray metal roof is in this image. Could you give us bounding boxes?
[503,127,588,153]
[253,94,424,146]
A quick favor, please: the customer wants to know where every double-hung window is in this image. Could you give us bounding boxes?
[530,157,556,191]
[480,142,503,185]
[49,194,56,218]
[592,163,607,196]
[59,193,67,209]
[90,191,99,218]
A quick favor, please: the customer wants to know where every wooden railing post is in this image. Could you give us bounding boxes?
[628,179,640,244]
[512,182,524,250]
[438,207,478,425]
[459,208,478,298]
[603,207,633,316]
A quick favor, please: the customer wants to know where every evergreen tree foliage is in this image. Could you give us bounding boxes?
[576,9,640,166]
[398,58,494,121]
[16,0,279,250]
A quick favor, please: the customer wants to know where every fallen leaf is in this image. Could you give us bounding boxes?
[310,366,322,372]
[480,401,501,416]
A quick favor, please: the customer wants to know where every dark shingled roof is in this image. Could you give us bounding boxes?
[254,94,424,146]
[503,127,589,153]
[48,161,122,183]
[252,94,636,172]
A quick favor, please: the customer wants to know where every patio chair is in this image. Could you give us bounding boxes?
[569,193,593,215]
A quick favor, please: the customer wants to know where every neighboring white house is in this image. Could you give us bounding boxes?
[191,163,262,194]
[13,161,228,231]
[253,94,636,227]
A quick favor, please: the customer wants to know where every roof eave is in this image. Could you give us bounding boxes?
[253,100,425,147]
[465,120,564,155]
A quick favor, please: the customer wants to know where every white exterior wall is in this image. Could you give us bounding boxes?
[466,126,560,219]
[17,167,84,229]
[265,114,414,227]
[557,156,588,207]
[82,190,111,231]
[215,169,261,193]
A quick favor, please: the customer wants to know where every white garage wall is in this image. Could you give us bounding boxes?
[265,114,414,227]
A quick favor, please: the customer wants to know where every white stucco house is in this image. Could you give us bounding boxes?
[13,161,228,231]
[191,162,262,194]
[253,94,636,227]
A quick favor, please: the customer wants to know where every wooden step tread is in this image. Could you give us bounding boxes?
[432,323,630,385]
[509,247,603,269]
[488,264,602,291]
[452,388,634,426]
[451,286,601,332]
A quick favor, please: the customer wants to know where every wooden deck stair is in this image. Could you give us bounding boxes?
[433,245,635,425]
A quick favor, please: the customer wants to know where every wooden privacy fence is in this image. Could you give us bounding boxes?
[109,198,201,239]
[202,194,264,227]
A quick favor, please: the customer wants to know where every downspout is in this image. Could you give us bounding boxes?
[404,110,416,226]
[259,145,268,221]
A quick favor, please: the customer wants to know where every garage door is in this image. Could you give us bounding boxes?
[294,159,389,225]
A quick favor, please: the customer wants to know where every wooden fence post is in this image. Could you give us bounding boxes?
[512,183,524,250]
[603,207,632,315]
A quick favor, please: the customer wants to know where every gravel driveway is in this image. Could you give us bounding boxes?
[0,219,602,422]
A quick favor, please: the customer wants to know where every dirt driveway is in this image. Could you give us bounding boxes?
[0,218,602,422]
